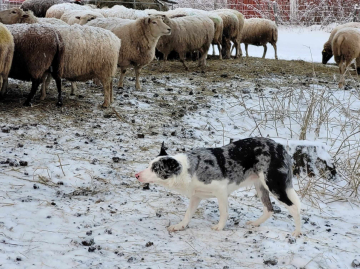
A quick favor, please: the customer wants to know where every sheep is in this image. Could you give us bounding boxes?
[21,0,72,17]
[2,24,65,106]
[212,10,239,59]
[240,18,278,60]
[40,25,121,108]
[60,10,104,25]
[322,22,360,64]
[0,8,68,25]
[218,9,245,58]
[156,15,215,70]
[0,23,14,94]
[87,16,171,90]
[46,3,92,19]
[332,27,360,88]
[158,8,224,60]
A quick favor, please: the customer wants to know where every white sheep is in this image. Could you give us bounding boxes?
[156,15,215,70]
[87,16,171,90]
[0,8,68,25]
[0,23,14,95]
[332,27,360,88]
[21,0,71,17]
[322,22,360,64]
[46,3,92,19]
[212,10,239,59]
[157,8,224,60]
[99,5,154,19]
[240,18,278,60]
[60,10,104,25]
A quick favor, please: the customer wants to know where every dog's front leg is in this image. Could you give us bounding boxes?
[168,196,201,232]
[212,191,229,231]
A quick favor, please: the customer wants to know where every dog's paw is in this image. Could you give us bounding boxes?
[292,230,302,237]
[211,224,225,231]
[167,224,186,232]
[246,221,260,227]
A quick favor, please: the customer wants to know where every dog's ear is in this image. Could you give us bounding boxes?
[158,141,168,156]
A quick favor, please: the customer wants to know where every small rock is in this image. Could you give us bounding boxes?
[352,259,360,268]
[1,127,10,133]
[145,241,153,247]
[33,184,39,189]
[7,159,19,167]
[86,231,92,236]
[91,159,98,165]
[19,161,28,166]
[263,257,278,266]
[127,257,136,263]
[82,238,95,246]
[18,143,24,148]
[112,157,120,163]
[220,74,228,78]
[88,246,96,252]
[137,134,145,139]
[46,145,53,149]
[57,181,64,185]
[16,257,21,261]
[143,183,150,190]
[105,229,112,235]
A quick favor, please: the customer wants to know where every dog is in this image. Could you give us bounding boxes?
[135,137,301,237]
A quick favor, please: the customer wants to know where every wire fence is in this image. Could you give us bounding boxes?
[0,0,25,10]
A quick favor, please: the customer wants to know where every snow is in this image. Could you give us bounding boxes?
[1,24,360,269]
[209,25,336,63]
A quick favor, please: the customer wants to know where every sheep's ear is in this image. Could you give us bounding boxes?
[158,142,168,156]
[75,16,81,20]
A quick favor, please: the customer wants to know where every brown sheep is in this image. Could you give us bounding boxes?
[332,28,360,88]
[2,24,65,106]
[212,10,239,59]
[21,0,72,17]
[87,16,171,90]
[322,22,360,64]
[240,18,278,60]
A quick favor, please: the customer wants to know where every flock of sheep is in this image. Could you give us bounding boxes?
[0,0,358,108]
[0,0,279,107]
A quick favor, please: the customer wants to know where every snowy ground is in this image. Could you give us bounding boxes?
[1,26,360,269]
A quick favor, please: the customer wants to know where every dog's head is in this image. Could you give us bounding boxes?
[135,142,182,184]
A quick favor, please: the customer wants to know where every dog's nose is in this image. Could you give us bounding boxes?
[135,173,140,179]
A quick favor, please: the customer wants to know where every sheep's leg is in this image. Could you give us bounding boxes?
[24,79,41,107]
[134,66,142,90]
[0,76,3,96]
[272,42,278,60]
[110,79,114,103]
[233,40,239,58]
[217,42,222,60]
[198,47,207,67]
[40,74,51,101]
[339,59,351,88]
[54,77,63,107]
[262,45,267,59]
[0,77,8,98]
[239,43,243,57]
[70,82,77,96]
[180,52,189,71]
[118,68,127,88]
[102,79,111,108]
[245,44,249,58]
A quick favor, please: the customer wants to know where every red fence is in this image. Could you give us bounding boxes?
[227,0,360,25]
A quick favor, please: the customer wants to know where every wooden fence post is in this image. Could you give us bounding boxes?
[273,1,279,25]
[354,4,359,22]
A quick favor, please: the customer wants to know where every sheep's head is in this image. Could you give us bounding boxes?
[77,14,98,25]
[322,43,333,64]
[145,16,171,38]
[0,8,26,24]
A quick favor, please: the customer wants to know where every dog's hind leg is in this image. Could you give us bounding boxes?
[212,190,229,231]
[246,181,274,226]
[168,196,201,232]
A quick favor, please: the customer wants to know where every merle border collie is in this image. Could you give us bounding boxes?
[135,137,301,237]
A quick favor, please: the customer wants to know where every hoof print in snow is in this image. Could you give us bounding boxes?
[263,257,278,266]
